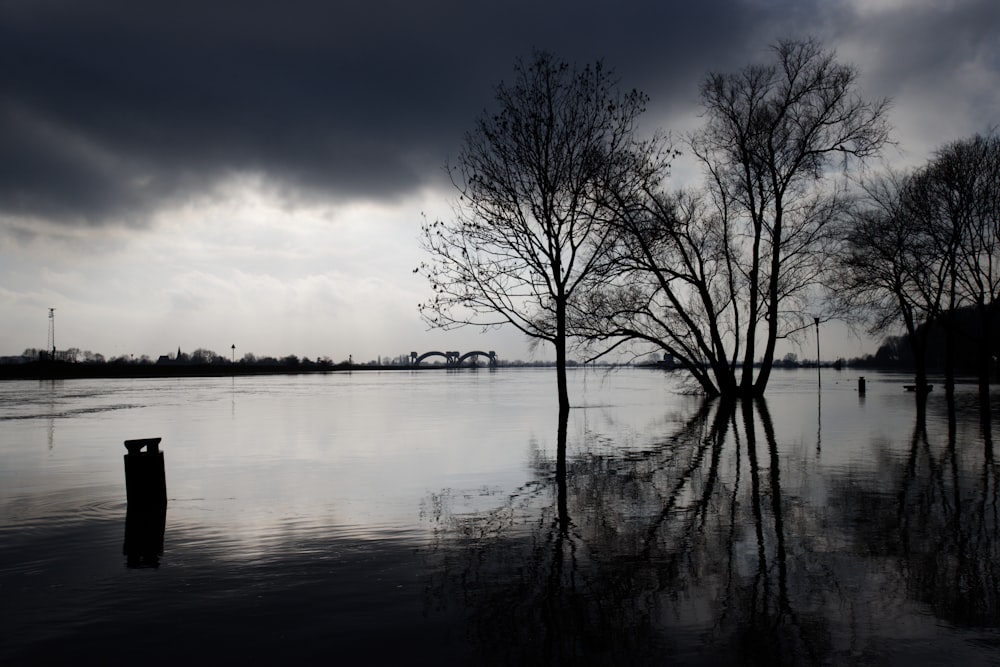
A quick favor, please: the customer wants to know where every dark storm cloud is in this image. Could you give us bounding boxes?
[0,0,763,226]
[1,0,995,228]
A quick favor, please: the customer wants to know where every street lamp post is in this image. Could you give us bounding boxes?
[814,317,821,387]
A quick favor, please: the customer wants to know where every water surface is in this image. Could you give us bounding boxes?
[1,369,996,664]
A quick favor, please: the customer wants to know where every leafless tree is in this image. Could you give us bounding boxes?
[910,133,1000,394]
[416,51,665,412]
[832,170,949,390]
[579,38,890,397]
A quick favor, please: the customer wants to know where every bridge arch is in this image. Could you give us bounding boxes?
[410,350,497,366]
[457,350,497,367]
[411,351,460,365]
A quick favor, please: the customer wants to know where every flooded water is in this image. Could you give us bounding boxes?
[1,369,997,665]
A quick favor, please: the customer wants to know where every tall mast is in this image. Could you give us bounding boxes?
[47,308,56,358]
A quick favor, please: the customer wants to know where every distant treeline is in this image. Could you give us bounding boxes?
[8,347,336,367]
[857,306,1000,374]
[0,347,620,380]
[767,307,1000,375]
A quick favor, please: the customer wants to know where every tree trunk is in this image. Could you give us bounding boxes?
[754,215,783,397]
[556,404,570,534]
[943,309,956,396]
[741,276,760,393]
[902,305,929,391]
[977,302,992,402]
[555,300,570,414]
[715,365,738,398]
[944,279,957,394]
[912,337,929,391]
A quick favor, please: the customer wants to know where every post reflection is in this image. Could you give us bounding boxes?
[123,505,166,568]
[423,392,999,664]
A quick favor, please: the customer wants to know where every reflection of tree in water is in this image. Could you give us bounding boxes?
[422,398,842,665]
[833,393,998,629]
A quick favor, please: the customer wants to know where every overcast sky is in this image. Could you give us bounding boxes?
[2,0,997,363]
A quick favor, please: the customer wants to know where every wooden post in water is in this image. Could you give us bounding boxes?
[123,438,167,567]
[123,438,167,508]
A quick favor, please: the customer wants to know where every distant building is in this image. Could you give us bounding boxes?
[156,347,187,365]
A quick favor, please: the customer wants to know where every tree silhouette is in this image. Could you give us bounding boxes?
[416,51,666,412]
[832,170,947,391]
[837,132,1000,394]
[911,133,1000,396]
[577,38,890,397]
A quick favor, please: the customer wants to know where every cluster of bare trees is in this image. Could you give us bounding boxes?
[578,39,889,398]
[417,39,992,401]
[834,134,1000,397]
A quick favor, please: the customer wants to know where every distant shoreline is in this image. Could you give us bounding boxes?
[0,359,930,382]
[0,360,502,380]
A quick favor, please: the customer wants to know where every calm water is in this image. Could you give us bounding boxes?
[1,368,997,665]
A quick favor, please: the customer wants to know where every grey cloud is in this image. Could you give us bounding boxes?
[0,0,995,228]
[829,0,1000,90]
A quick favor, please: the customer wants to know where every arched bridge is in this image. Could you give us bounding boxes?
[410,350,498,367]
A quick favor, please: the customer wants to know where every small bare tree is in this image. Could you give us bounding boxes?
[416,51,660,412]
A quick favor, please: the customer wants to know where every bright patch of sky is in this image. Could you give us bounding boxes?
[0,180,519,362]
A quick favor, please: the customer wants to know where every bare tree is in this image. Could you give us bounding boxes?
[579,38,890,397]
[832,170,948,390]
[416,51,661,412]
[911,133,1000,395]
